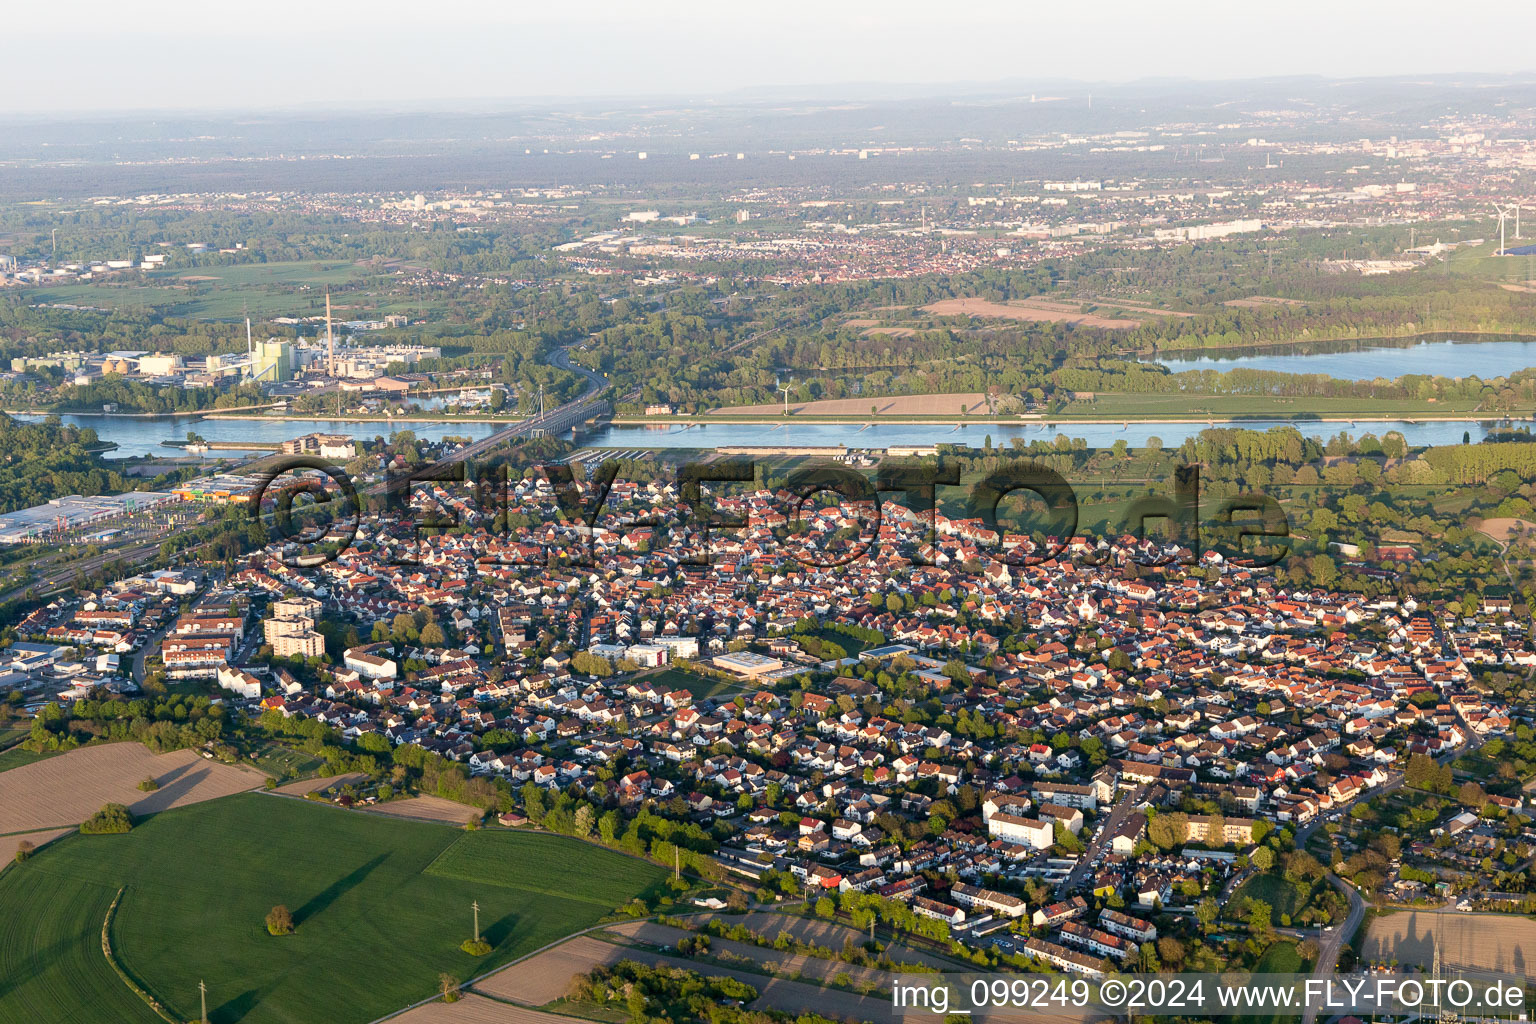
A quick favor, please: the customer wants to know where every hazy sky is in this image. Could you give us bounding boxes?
[5,0,1533,112]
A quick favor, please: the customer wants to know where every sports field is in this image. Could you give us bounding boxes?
[0,793,667,1024]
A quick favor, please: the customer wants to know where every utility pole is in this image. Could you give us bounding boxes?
[200,980,208,1024]
[472,901,480,943]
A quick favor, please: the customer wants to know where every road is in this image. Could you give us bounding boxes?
[1293,730,1479,1024]
[1289,765,1399,1024]
[132,620,173,684]
[0,538,165,606]
[438,346,610,465]
[1056,785,1143,896]
[1300,873,1366,1024]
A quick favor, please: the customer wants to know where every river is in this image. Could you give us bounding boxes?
[17,334,1536,457]
[12,410,1524,458]
[11,413,503,459]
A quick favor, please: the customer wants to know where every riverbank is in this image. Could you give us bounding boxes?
[199,411,523,424]
[4,404,280,419]
[615,411,1509,427]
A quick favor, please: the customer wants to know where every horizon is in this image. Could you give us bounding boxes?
[4,0,1534,114]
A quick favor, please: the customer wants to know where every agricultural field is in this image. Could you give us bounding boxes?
[274,772,367,796]
[0,873,164,1024]
[704,392,993,418]
[479,933,891,1021]
[23,260,369,319]
[923,296,1143,329]
[364,795,487,826]
[0,743,262,833]
[0,794,668,1024]
[1364,911,1536,974]
[390,996,590,1024]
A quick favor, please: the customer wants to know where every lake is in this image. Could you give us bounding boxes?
[1153,336,1536,380]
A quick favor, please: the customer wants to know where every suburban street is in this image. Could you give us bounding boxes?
[1293,730,1481,1024]
[1056,785,1143,896]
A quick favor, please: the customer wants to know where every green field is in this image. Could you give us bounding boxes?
[1236,941,1311,1024]
[645,666,745,700]
[0,745,55,774]
[247,743,324,782]
[1231,872,1314,925]
[24,261,369,319]
[0,872,159,1023]
[0,793,668,1024]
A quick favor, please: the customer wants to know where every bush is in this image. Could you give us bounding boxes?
[460,939,492,956]
[13,840,34,864]
[80,803,134,835]
[266,905,295,936]
[263,777,277,791]
[137,777,160,792]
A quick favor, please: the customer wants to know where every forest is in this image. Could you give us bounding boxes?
[0,414,130,513]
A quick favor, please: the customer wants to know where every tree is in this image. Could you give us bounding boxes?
[1147,811,1186,851]
[420,622,446,647]
[1251,846,1276,872]
[1459,781,1488,810]
[1246,899,1273,941]
[266,905,294,936]
[1195,897,1218,934]
[80,803,134,834]
[439,973,460,1003]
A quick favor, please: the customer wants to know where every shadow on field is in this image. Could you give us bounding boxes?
[132,765,211,820]
[483,910,520,947]
[294,853,388,926]
[213,984,268,1023]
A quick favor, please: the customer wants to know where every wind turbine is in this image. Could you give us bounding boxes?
[777,378,794,416]
[1492,203,1520,254]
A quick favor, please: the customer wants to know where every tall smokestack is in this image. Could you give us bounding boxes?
[325,291,335,378]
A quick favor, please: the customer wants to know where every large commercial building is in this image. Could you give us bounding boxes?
[710,651,786,679]
[0,491,179,544]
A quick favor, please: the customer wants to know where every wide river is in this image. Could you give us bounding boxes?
[15,336,1536,458]
[12,411,1525,459]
